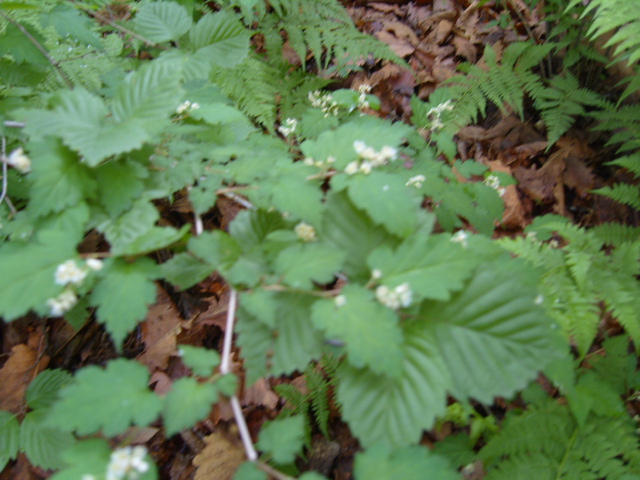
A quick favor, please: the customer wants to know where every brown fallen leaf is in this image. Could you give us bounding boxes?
[375,30,415,57]
[137,288,185,372]
[0,331,49,414]
[193,431,246,480]
[242,378,279,410]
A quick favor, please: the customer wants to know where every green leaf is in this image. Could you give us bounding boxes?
[239,290,278,328]
[275,243,345,289]
[24,88,148,166]
[98,198,159,252]
[25,369,72,410]
[95,159,146,216]
[111,59,183,127]
[421,259,562,403]
[237,293,324,384]
[115,225,191,256]
[230,209,286,250]
[91,258,158,347]
[20,410,75,470]
[189,11,250,67]
[320,191,398,280]
[28,139,96,217]
[367,234,479,302]
[337,322,450,449]
[234,461,268,480]
[0,411,20,471]
[46,359,162,436]
[160,252,215,289]
[0,22,49,66]
[354,444,460,480]
[162,377,218,436]
[256,416,305,464]
[0,228,79,320]
[178,345,221,377]
[346,171,420,237]
[134,1,192,43]
[39,4,103,48]
[311,285,403,377]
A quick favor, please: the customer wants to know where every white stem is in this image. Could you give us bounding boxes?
[223,192,256,210]
[3,121,25,128]
[230,395,258,461]
[194,214,203,236]
[220,288,237,375]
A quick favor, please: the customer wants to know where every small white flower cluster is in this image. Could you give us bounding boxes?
[176,100,200,115]
[46,258,103,316]
[345,141,398,175]
[4,147,31,173]
[295,222,317,242]
[375,283,412,310]
[308,90,340,118]
[334,294,347,307]
[356,84,372,110]
[426,100,454,131]
[303,155,336,168]
[106,445,149,480]
[451,230,469,248]
[484,174,506,197]
[278,118,298,137]
[406,175,426,188]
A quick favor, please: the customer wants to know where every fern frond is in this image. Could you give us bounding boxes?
[274,383,307,417]
[591,223,640,246]
[305,367,331,437]
[592,184,640,210]
[481,402,640,480]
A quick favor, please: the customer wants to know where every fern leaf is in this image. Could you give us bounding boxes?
[591,223,640,246]
[592,184,640,210]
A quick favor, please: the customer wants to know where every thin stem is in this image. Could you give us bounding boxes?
[229,395,258,461]
[75,4,167,49]
[0,11,74,89]
[3,121,25,128]
[0,137,7,207]
[220,289,237,375]
[256,460,296,480]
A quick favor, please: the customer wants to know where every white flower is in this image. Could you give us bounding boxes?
[295,222,317,242]
[176,100,191,114]
[534,294,544,305]
[406,175,426,188]
[395,283,412,308]
[484,175,501,190]
[278,118,298,137]
[334,295,347,307]
[371,268,382,280]
[55,260,87,286]
[46,289,78,316]
[326,155,336,164]
[345,161,359,175]
[376,283,413,310]
[107,446,149,480]
[380,145,398,161]
[357,84,372,94]
[190,102,200,110]
[451,230,469,248]
[6,147,31,173]
[303,157,315,166]
[359,161,372,175]
[85,258,104,271]
[353,140,367,155]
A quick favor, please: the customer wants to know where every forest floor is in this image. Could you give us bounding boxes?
[0,1,637,479]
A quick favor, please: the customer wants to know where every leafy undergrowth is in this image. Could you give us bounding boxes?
[0,0,639,479]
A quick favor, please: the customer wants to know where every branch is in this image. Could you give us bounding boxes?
[0,11,74,89]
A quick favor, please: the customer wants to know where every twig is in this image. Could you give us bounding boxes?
[0,11,74,89]
[220,289,259,461]
[74,4,167,49]
[221,191,256,210]
[3,121,25,128]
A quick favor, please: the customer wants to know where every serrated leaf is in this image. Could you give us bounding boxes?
[24,88,149,166]
[230,209,287,250]
[256,416,305,464]
[346,171,420,237]
[116,225,190,256]
[20,410,75,470]
[111,59,183,126]
[320,191,398,280]
[0,228,79,320]
[239,289,278,328]
[0,411,20,471]
[28,139,96,217]
[91,258,158,347]
[160,252,215,289]
[354,444,460,480]
[0,22,49,66]
[162,377,218,435]
[311,285,403,377]
[234,461,268,480]
[237,293,324,384]
[275,243,345,289]
[39,4,103,48]
[134,1,192,43]
[367,234,478,302]
[189,11,250,67]
[337,322,450,449]
[98,198,159,252]
[422,260,561,403]
[95,159,145,216]
[46,359,162,436]
[25,369,72,410]
[178,345,221,377]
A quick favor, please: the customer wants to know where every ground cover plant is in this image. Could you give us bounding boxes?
[0,0,638,478]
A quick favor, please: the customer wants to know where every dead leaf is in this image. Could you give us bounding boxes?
[453,35,477,62]
[486,160,529,229]
[137,288,185,372]
[385,21,420,46]
[242,379,279,410]
[375,30,415,57]
[193,431,246,480]
[0,332,49,414]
